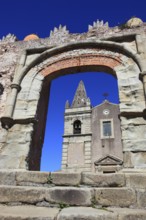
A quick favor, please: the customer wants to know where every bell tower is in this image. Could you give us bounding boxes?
[62,81,92,172]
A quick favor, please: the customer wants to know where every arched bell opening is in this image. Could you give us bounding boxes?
[73,120,82,134]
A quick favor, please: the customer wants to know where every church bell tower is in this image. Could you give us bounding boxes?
[62,81,92,172]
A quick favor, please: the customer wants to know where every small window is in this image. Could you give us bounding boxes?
[103,121,112,136]
[73,120,81,134]
[100,119,114,138]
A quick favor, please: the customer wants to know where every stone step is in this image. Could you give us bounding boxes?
[0,170,126,187]
[0,170,146,189]
[0,205,59,220]
[0,185,145,208]
[0,185,93,207]
[57,207,146,220]
[1,206,146,220]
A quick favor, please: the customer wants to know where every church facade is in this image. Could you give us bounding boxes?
[62,81,123,172]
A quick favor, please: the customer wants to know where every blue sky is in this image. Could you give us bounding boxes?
[0,0,146,171]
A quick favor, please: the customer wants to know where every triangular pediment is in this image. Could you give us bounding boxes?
[94,154,123,166]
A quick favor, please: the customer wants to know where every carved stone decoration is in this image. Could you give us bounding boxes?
[50,25,69,36]
[0,34,17,43]
[49,25,69,44]
[94,154,123,166]
[0,83,4,95]
[88,19,109,32]
[65,100,70,108]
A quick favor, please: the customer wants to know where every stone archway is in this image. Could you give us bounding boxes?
[1,40,146,170]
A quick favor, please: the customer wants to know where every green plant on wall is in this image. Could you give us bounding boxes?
[47,173,53,184]
[59,202,70,210]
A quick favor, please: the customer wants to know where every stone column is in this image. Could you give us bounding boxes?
[1,84,21,129]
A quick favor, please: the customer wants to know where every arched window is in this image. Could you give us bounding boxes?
[73,120,81,134]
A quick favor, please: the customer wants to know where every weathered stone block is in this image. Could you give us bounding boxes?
[51,172,81,186]
[137,190,146,208]
[122,125,146,140]
[0,155,27,169]
[0,129,7,142]
[12,100,28,110]
[123,151,133,168]
[0,171,16,185]
[121,117,146,126]
[124,151,146,168]
[57,207,117,220]
[123,139,146,152]
[6,131,30,144]
[0,185,46,203]
[126,173,146,189]
[1,143,30,157]
[81,173,125,187]
[95,188,136,207]
[120,101,145,113]
[16,171,50,185]
[0,205,59,220]
[110,208,146,220]
[28,90,41,101]
[46,187,93,206]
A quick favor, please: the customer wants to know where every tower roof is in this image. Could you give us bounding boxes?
[71,81,90,108]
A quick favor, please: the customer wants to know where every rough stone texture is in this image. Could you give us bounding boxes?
[0,142,30,169]
[110,208,146,220]
[51,172,81,186]
[95,188,136,207]
[45,187,93,206]
[81,173,125,187]
[0,182,93,206]
[137,190,146,208]
[126,173,146,189]
[0,171,145,218]
[16,171,50,185]
[0,171,16,185]
[0,205,59,220]
[0,19,146,171]
[0,185,46,203]
[0,124,34,169]
[123,151,146,168]
[57,207,117,220]
[0,20,146,219]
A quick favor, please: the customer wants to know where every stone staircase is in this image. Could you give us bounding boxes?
[0,170,146,219]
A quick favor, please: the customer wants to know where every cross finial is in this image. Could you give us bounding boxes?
[103,92,109,100]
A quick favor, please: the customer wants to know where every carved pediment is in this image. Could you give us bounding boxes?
[94,154,123,166]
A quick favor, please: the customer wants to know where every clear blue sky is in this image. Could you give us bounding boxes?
[0,0,146,171]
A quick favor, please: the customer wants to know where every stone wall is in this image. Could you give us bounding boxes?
[0,19,146,170]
